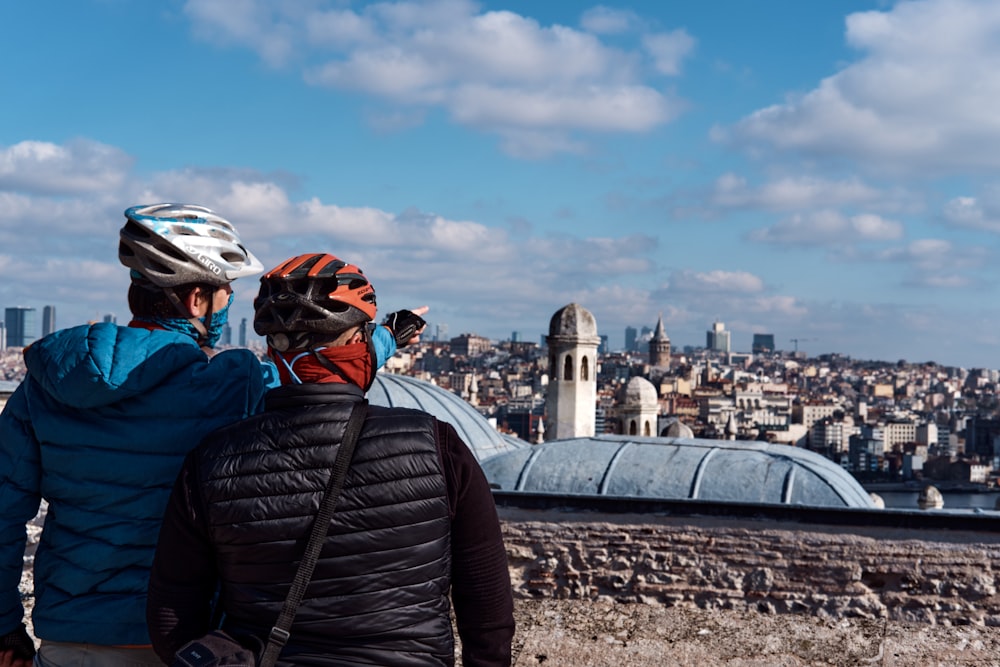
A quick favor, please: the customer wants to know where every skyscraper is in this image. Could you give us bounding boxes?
[103,313,117,325]
[42,305,56,337]
[707,321,731,353]
[4,307,37,348]
[239,318,248,347]
[624,326,637,352]
[752,333,776,354]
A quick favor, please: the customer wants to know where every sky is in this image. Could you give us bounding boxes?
[3,0,1000,368]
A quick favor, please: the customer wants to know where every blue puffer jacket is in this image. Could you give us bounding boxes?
[0,323,280,646]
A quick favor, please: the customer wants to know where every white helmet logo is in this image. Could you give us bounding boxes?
[184,243,223,276]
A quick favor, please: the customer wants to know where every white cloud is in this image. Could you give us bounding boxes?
[711,173,883,211]
[642,29,696,76]
[184,0,689,157]
[0,146,665,337]
[872,237,988,288]
[943,191,1000,232]
[447,84,674,132]
[0,140,132,195]
[497,129,588,160]
[669,269,765,294]
[748,210,903,245]
[745,295,809,318]
[718,0,1000,172]
[579,6,638,35]
[878,238,955,268]
[183,0,311,67]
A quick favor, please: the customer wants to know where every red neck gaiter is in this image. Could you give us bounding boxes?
[128,319,164,331]
[269,342,375,389]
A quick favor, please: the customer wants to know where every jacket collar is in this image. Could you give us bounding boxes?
[264,381,365,411]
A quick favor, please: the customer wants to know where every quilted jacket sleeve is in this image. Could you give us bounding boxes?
[0,385,42,635]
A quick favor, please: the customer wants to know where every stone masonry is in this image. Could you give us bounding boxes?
[498,507,1000,628]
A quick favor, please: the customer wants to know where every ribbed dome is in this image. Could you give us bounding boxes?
[548,303,598,338]
[481,436,877,509]
[368,372,527,462]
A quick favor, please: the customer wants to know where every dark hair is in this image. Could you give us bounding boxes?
[127,282,215,319]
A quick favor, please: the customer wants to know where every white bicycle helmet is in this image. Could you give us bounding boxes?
[119,203,263,287]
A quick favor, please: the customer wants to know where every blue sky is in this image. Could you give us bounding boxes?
[3,0,1000,367]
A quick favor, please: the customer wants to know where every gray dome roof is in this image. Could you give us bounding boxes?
[368,372,527,462]
[662,419,694,438]
[622,376,657,408]
[548,303,598,338]
[480,435,876,508]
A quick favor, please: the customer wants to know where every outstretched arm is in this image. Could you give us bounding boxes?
[372,306,430,368]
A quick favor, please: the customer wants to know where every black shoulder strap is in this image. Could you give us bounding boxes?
[259,400,368,667]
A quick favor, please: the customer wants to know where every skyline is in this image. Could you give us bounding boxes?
[4,0,1000,366]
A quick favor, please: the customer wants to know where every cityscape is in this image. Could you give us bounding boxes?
[5,302,1000,496]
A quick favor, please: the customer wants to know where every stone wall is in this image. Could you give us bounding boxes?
[499,507,1000,627]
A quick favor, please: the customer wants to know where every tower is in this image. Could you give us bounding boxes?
[4,307,37,348]
[707,321,731,353]
[625,326,637,352]
[42,305,56,337]
[545,303,600,440]
[619,376,659,437]
[752,333,775,354]
[239,318,248,347]
[649,313,670,366]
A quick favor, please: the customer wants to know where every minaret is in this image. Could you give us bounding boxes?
[620,376,659,437]
[545,303,600,440]
[649,313,671,366]
[469,373,479,407]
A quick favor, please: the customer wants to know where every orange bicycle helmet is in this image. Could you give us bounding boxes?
[253,253,377,351]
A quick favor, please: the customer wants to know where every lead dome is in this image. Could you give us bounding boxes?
[549,303,598,338]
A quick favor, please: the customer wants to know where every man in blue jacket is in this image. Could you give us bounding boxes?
[0,204,422,667]
[0,203,275,667]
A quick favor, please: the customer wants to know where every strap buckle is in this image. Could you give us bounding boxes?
[268,626,290,647]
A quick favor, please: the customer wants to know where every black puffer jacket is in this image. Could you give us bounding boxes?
[173,384,454,666]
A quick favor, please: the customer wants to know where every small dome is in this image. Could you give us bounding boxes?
[918,485,944,510]
[368,372,528,462]
[621,376,657,409]
[549,303,598,338]
[661,419,694,439]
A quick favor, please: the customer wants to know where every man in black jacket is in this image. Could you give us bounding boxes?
[146,253,515,666]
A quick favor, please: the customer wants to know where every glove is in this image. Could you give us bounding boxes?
[382,309,427,348]
[0,623,35,661]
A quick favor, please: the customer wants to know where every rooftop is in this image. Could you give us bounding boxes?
[482,435,876,508]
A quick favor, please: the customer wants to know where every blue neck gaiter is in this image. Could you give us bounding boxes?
[137,293,234,348]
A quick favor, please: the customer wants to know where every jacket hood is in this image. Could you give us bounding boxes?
[24,322,206,409]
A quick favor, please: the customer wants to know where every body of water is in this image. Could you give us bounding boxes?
[876,490,1000,511]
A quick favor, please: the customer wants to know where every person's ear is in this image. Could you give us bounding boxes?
[184,287,208,317]
[351,328,364,344]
